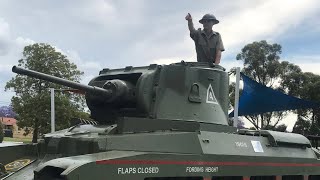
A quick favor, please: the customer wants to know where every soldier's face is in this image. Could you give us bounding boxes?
[202,20,214,30]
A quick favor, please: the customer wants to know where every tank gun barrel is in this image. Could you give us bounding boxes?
[12,66,111,96]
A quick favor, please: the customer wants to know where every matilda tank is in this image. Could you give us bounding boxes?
[1,61,320,180]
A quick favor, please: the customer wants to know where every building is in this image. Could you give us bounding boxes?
[0,117,33,138]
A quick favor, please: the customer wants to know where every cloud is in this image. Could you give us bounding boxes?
[51,48,103,84]
[125,0,320,68]
[0,18,38,106]
[0,18,12,56]
[152,57,191,65]
[0,19,35,75]
[52,47,101,71]
[15,37,35,48]
[282,55,320,75]
[70,0,116,26]
[216,0,320,56]
[62,0,147,30]
[64,50,100,69]
[298,63,320,75]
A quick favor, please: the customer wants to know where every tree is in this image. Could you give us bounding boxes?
[235,40,297,130]
[292,115,311,135]
[285,73,320,136]
[5,43,89,143]
[236,40,282,86]
[228,82,243,108]
[278,61,303,96]
[298,73,320,134]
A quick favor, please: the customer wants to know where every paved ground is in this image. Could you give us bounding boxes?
[0,141,23,147]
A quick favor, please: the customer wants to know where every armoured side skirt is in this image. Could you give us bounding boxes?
[42,152,320,180]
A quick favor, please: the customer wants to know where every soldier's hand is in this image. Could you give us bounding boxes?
[185,13,192,21]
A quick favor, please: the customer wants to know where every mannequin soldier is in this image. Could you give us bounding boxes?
[185,13,224,64]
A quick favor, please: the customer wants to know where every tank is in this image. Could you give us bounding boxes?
[1,61,320,180]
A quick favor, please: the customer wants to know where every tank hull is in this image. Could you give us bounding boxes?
[2,129,320,179]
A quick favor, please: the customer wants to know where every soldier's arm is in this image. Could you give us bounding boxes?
[215,34,225,64]
[185,13,196,33]
[215,50,222,64]
[188,20,196,33]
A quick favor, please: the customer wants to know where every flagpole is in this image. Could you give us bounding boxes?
[50,88,82,133]
[234,67,240,128]
[50,88,55,133]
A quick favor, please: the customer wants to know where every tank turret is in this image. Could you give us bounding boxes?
[12,62,229,126]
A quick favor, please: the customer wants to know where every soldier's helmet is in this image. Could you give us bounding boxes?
[199,14,219,24]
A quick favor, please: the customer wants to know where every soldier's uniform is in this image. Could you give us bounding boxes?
[190,14,225,63]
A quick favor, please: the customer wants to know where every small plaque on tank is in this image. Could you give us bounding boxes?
[251,140,264,153]
[206,84,218,104]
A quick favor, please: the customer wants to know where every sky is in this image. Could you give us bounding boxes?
[1,0,320,129]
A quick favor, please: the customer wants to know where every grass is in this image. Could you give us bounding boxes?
[3,137,32,143]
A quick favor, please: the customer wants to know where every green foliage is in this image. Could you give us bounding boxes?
[292,116,311,135]
[282,72,320,136]
[228,81,244,110]
[5,43,89,143]
[278,61,303,96]
[228,82,236,109]
[236,40,282,86]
